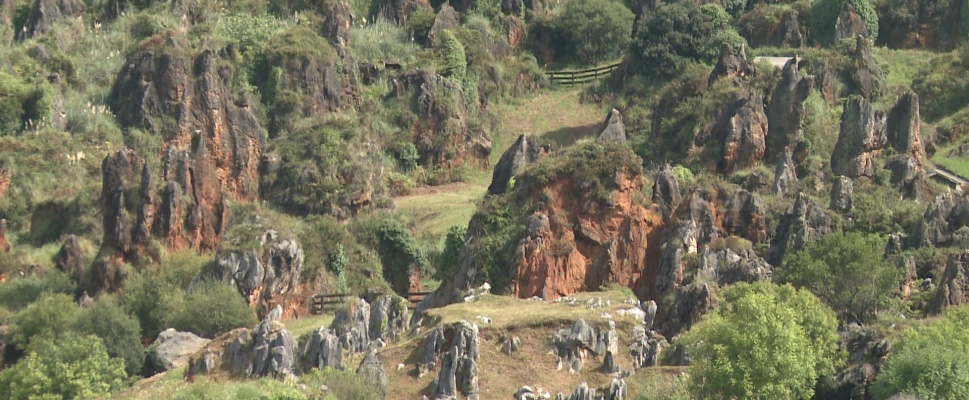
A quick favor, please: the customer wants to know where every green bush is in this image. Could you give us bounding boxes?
[554,0,634,64]
[436,30,467,84]
[631,2,747,78]
[912,48,969,122]
[75,300,146,376]
[436,225,466,280]
[0,335,128,400]
[0,271,74,311]
[169,279,255,338]
[871,305,969,399]
[8,293,81,350]
[407,5,436,45]
[350,18,419,64]
[0,71,52,134]
[776,232,901,323]
[682,282,841,399]
[811,0,879,44]
[376,219,429,294]
[120,271,185,339]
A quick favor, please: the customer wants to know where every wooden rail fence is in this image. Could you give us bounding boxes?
[546,62,621,86]
[310,291,432,315]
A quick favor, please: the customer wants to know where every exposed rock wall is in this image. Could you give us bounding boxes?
[213,229,303,318]
[487,134,545,195]
[768,193,833,267]
[928,252,969,314]
[23,0,83,38]
[766,58,814,162]
[186,306,297,379]
[831,96,887,179]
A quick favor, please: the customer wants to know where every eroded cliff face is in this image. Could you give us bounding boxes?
[510,170,665,300]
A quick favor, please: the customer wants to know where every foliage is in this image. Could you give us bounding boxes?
[682,282,841,399]
[8,293,81,350]
[328,243,349,292]
[376,218,430,293]
[811,0,879,44]
[436,29,468,84]
[407,5,436,46]
[169,279,255,338]
[350,18,418,64]
[871,306,969,399]
[0,71,52,134]
[302,368,380,400]
[436,225,467,280]
[671,165,696,187]
[216,12,288,53]
[631,2,747,78]
[0,271,74,311]
[0,335,128,400]
[554,0,634,64]
[912,47,969,122]
[75,300,146,376]
[776,232,901,323]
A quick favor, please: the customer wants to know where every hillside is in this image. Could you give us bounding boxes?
[3,0,969,399]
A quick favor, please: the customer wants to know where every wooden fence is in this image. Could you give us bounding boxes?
[546,62,621,86]
[310,291,433,315]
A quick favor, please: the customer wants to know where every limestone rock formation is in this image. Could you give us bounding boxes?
[300,326,344,371]
[417,326,446,377]
[505,15,526,47]
[776,10,803,48]
[830,176,854,213]
[928,252,969,314]
[356,349,389,399]
[885,155,926,198]
[768,193,833,267]
[23,0,83,38]
[910,193,969,248]
[887,92,924,168]
[697,247,772,286]
[831,96,887,179]
[502,336,522,355]
[601,350,620,374]
[487,134,545,195]
[651,164,681,221]
[766,58,814,162]
[321,0,353,49]
[721,189,770,243]
[54,235,85,282]
[552,319,601,373]
[376,0,429,25]
[186,306,297,379]
[597,109,627,144]
[428,3,460,44]
[213,229,303,317]
[630,325,668,369]
[771,147,798,196]
[815,324,891,399]
[847,36,885,101]
[835,4,870,41]
[655,283,717,339]
[711,90,768,173]
[110,42,265,200]
[148,329,210,372]
[368,294,410,343]
[432,321,480,400]
[708,43,753,87]
[329,297,371,355]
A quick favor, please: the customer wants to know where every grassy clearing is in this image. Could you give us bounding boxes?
[933,152,969,179]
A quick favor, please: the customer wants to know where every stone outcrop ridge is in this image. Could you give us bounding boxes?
[768,193,833,267]
[766,57,814,162]
[815,324,890,399]
[487,134,545,195]
[708,43,753,88]
[928,252,969,314]
[54,235,85,282]
[187,306,298,379]
[835,4,870,42]
[655,283,717,339]
[711,89,768,173]
[831,96,887,179]
[301,294,408,372]
[213,229,303,318]
[848,36,885,101]
[23,0,83,38]
[630,325,668,370]
[696,247,772,286]
[356,349,389,399]
[596,109,626,144]
[887,92,924,168]
[147,329,210,373]
[651,164,681,221]
[910,193,969,248]
[550,319,617,373]
[417,321,480,399]
[376,0,430,25]
[830,176,854,213]
[777,10,803,48]
[554,379,627,400]
[428,3,460,43]
[771,147,798,196]
[110,41,265,200]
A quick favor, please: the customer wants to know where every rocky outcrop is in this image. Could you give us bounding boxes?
[147,329,210,373]
[54,235,85,281]
[708,43,753,88]
[502,336,522,355]
[815,324,890,400]
[887,92,924,167]
[655,283,717,339]
[830,176,854,213]
[885,155,926,198]
[376,0,430,25]
[300,326,344,370]
[213,229,303,318]
[428,3,460,44]
[110,41,265,200]
[652,164,681,221]
[0,219,9,254]
[356,350,388,399]
[768,193,833,267]
[368,294,410,343]
[697,247,772,286]
[432,321,480,400]
[597,109,627,144]
[771,148,798,196]
[186,306,297,379]
[847,36,885,101]
[831,96,887,179]
[630,325,668,369]
[551,319,613,373]
[722,190,770,243]
[835,4,870,41]
[928,252,969,314]
[330,298,371,355]
[23,0,83,38]
[710,89,768,173]
[505,15,526,47]
[417,326,446,377]
[910,193,969,248]
[766,58,814,162]
[777,10,803,48]
[321,0,353,49]
[487,134,545,195]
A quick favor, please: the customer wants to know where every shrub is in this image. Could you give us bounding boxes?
[554,0,634,64]
[169,279,255,338]
[350,18,418,64]
[0,335,128,400]
[436,225,466,280]
[632,2,747,78]
[776,232,901,323]
[871,305,969,399]
[682,282,841,399]
[811,0,879,44]
[0,271,74,311]
[8,293,81,350]
[0,71,51,134]
[120,271,185,339]
[407,5,436,45]
[75,300,146,376]
[376,219,429,294]
[435,29,467,84]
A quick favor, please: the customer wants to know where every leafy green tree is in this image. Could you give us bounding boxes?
[377,219,429,294]
[871,306,969,399]
[811,0,879,44]
[436,29,468,84]
[682,282,841,399]
[75,301,146,376]
[632,2,747,78]
[555,0,634,64]
[7,293,81,350]
[436,225,467,280]
[169,279,255,338]
[776,232,901,323]
[0,335,128,400]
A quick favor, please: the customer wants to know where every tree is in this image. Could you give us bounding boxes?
[776,231,901,323]
[682,282,841,399]
[632,2,748,78]
[169,279,255,338]
[871,306,969,399]
[811,0,879,44]
[555,0,634,64]
[377,219,429,295]
[7,293,81,350]
[75,300,146,376]
[0,335,127,400]
[436,225,466,280]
